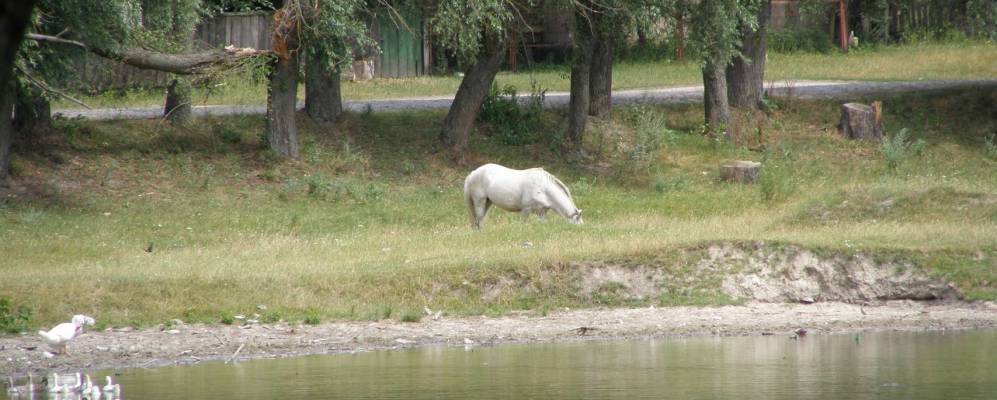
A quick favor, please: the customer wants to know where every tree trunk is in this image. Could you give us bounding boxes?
[567,10,594,146]
[0,0,37,183]
[588,16,613,119]
[0,83,13,185]
[703,59,731,140]
[164,77,192,124]
[13,82,52,138]
[439,35,506,153]
[266,49,300,159]
[726,0,770,109]
[304,51,343,123]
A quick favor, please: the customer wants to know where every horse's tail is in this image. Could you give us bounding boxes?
[463,170,478,228]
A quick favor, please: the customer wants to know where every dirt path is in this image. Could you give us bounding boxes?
[53,79,997,121]
[3,300,996,377]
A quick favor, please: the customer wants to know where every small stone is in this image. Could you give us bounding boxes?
[395,338,415,344]
[166,329,180,334]
[800,297,815,304]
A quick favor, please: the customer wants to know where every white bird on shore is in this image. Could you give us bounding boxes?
[38,315,95,355]
[103,376,120,396]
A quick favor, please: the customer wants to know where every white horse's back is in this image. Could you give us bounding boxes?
[463,163,582,229]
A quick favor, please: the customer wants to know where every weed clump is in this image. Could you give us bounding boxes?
[479,81,546,145]
[0,298,31,333]
[881,128,926,170]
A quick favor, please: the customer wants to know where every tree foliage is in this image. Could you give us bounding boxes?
[432,0,518,64]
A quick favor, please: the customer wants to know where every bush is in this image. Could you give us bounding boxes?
[215,124,243,144]
[881,128,927,170]
[622,105,673,169]
[0,298,31,333]
[654,175,688,194]
[985,134,997,160]
[769,29,835,53]
[479,81,546,145]
[759,164,796,202]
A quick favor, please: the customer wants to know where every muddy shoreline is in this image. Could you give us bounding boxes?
[3,300,996,378]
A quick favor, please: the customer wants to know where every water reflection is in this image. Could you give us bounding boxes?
[6,330,997,400]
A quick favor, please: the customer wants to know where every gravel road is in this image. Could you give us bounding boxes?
[53,79,997,121]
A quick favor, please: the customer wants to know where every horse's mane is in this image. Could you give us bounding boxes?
[535,168,573,199]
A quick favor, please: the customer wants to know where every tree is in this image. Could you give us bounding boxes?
[567,3,595,146]
[304,45,343,123]
[300,0,369,124]
[139,0,201,124]
[688,0,760,139]
[589,6,626,119]
[0,0,39,183]
[434,0,520,155]
[266,5,302,159]
[726,0,770,109]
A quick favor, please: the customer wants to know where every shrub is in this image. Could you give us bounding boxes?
[985,134,997,160]
[215,124,243,144]
[759,164,796,202]
[654,175,688,194]
[479,81,546,145]
[881,128,927,170]
[0,298,31,333]
[303,313,321,325]
[622,105,672,168]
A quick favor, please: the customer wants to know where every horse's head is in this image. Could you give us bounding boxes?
[569,209,583,225]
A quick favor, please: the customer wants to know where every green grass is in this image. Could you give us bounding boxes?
[5,88,997,329]
[52,42,997,109]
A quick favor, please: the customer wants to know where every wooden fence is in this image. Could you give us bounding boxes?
[75,11,431,90]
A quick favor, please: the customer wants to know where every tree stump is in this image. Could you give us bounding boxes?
[838,101,883,140]
[720,160,762,184]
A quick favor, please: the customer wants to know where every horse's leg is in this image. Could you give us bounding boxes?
[473,197,490,229]
[520,208,532,222]
[537,208,549,221]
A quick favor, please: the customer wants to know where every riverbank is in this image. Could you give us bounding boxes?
[3,300,996,377]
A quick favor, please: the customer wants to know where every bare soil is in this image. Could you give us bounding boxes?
[3,300,996,378]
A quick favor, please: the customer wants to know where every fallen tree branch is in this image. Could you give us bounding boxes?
[26,33,273,75]
[15,64,91,109]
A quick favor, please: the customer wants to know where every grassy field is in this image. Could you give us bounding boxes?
[52,42,997,109]
[5,88,997,330]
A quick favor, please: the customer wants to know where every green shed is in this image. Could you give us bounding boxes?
[370,9,428,78]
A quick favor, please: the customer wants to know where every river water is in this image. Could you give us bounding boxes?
[7,330,997,399]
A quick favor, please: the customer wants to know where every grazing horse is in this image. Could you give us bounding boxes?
[463,163,583,229]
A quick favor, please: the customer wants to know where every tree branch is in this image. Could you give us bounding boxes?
[15,64,91,109]
[25,33,273,75]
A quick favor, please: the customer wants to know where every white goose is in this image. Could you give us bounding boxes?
[38,315,95,355]
[102,376,120,396]
[6,377,20,396]
[7,373,37,395]
[46,373,64,393]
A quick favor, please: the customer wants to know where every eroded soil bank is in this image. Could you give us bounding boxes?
[3,242,993,377]
[3,300,996,377]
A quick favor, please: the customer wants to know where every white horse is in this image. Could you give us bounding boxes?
[463,163,583,229]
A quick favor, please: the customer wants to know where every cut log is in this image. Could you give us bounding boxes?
[838,101,884,140]
[720,160,762,184]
